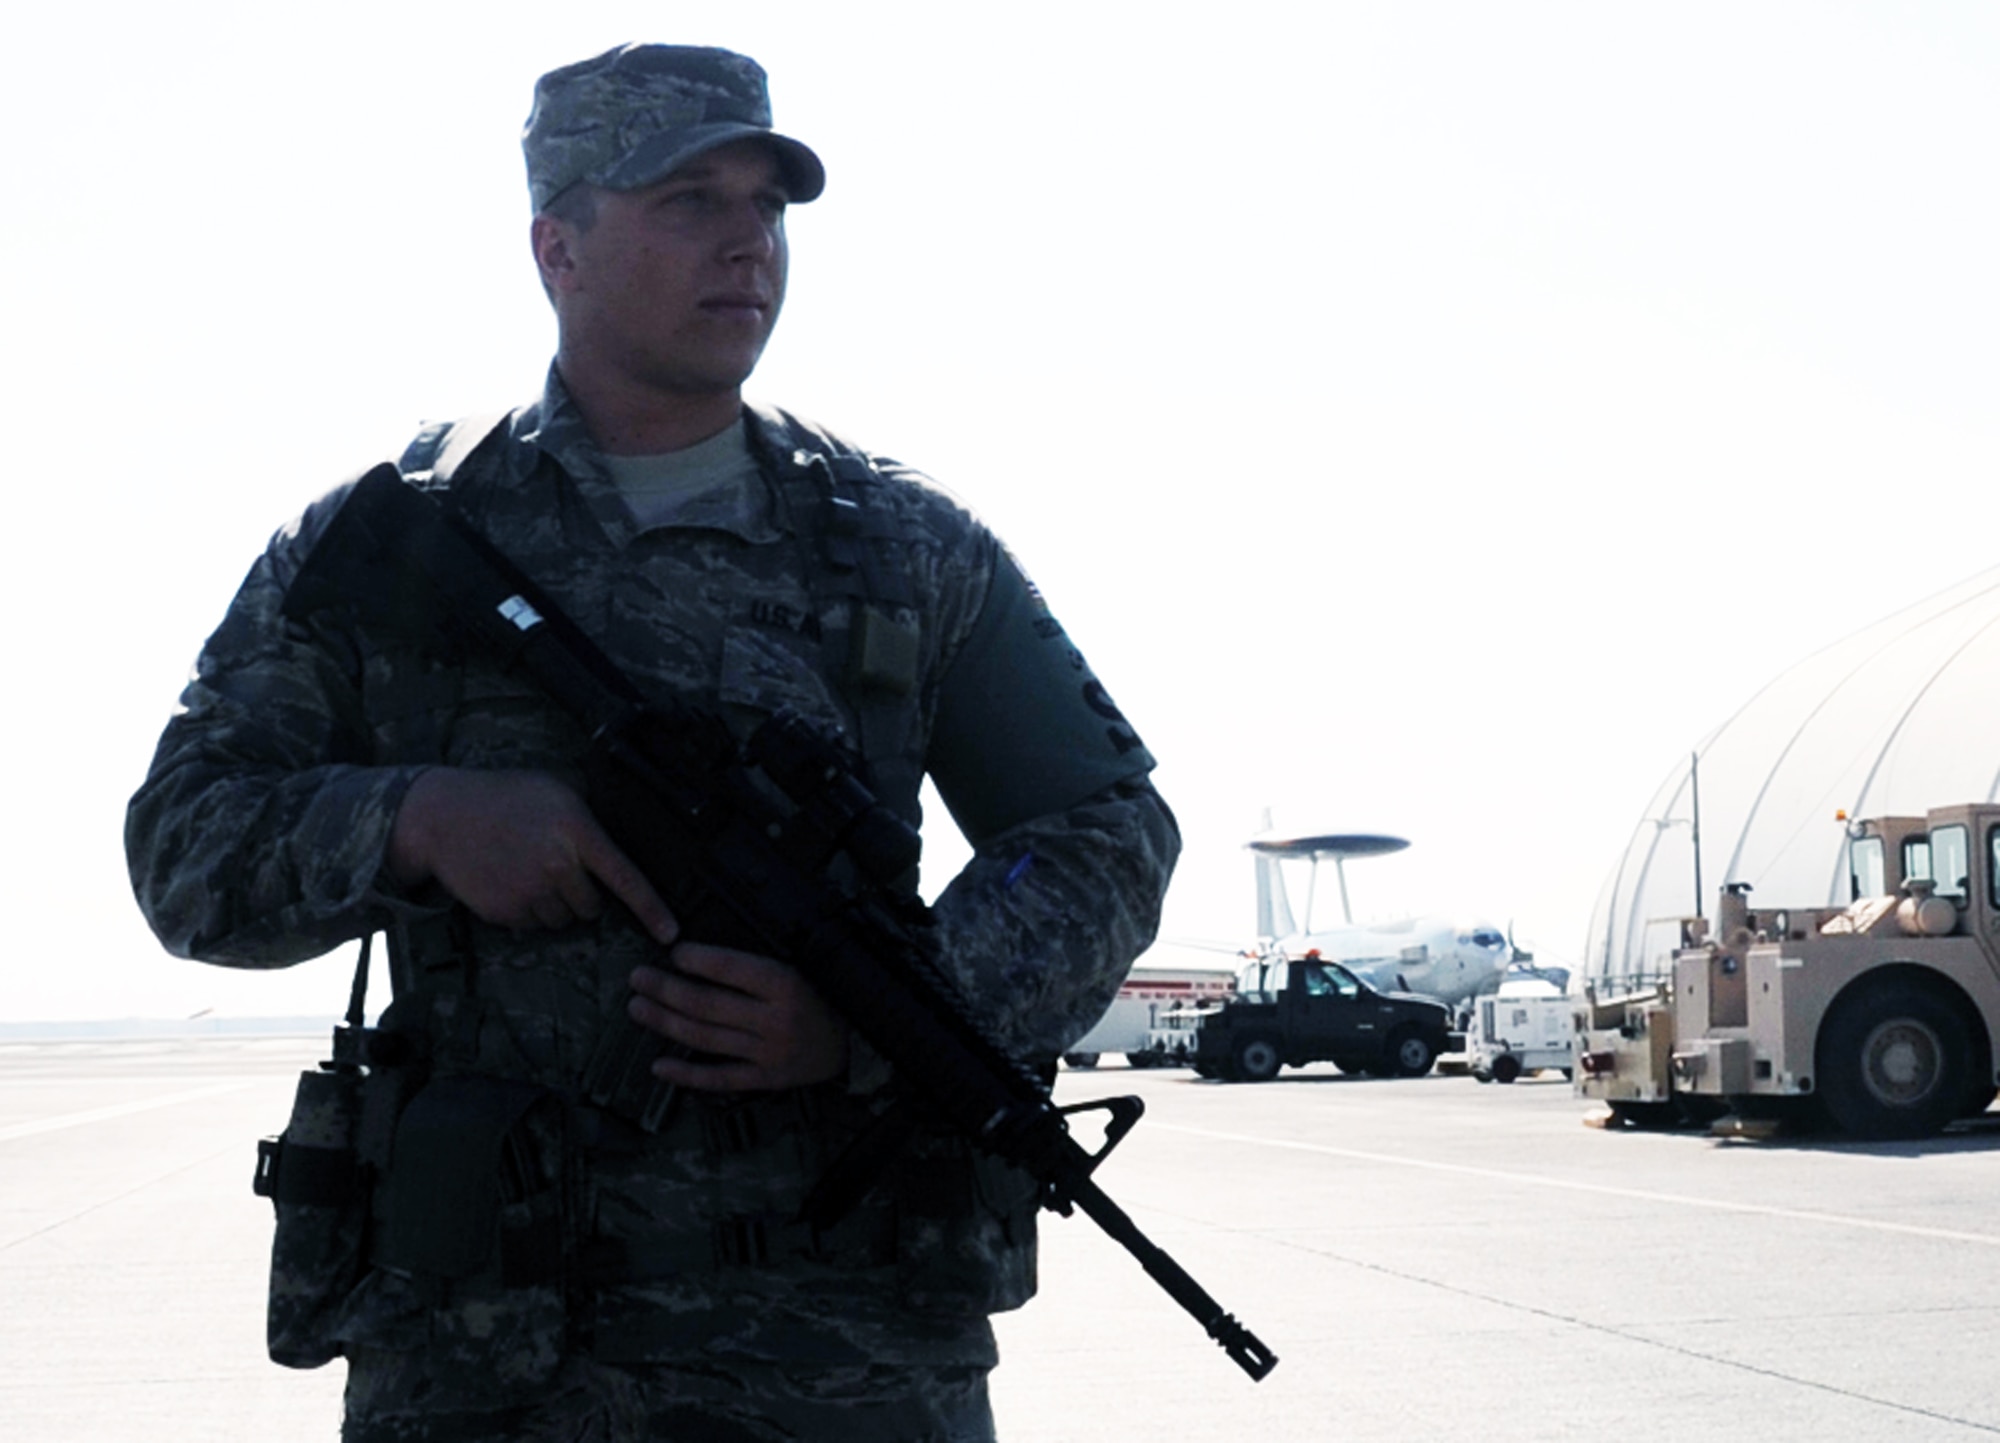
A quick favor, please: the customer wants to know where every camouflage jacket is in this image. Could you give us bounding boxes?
[125,369,1177,1382]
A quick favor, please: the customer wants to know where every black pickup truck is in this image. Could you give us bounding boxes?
[1192,955,1451,1082]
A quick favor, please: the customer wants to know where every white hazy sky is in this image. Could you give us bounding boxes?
[6,1,1999,1020]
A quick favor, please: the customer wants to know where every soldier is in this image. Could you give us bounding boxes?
[125,42,1176,1443]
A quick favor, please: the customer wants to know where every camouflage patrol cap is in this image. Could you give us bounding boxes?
[523,44,825,213]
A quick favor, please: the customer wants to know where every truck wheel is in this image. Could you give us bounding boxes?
[1490,1053,1522,1085]
[1061,1052,1100,1070]
[1387,1029,1437,1078]
[1816,979,1973,1139]
[1232,1035,1282,1082]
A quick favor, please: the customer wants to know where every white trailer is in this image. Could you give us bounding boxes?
[1062,965,1236,1068]
[1468,986,1574,1083]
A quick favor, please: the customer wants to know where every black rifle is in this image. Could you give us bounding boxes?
[285,464,1278,1381]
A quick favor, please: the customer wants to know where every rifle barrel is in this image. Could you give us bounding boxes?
[1067,1173,1279,1381]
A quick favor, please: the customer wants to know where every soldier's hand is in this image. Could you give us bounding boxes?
[387,767,680,943]
[628,946,849,1092]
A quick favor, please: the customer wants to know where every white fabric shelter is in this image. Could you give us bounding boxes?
[1585,567,2000,987]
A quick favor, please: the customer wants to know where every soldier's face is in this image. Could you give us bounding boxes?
[543,140,790,400]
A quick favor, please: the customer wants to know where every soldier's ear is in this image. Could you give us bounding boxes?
[531,214,578,295]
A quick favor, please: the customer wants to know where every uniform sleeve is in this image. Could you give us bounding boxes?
[927,777,1179,1062]
[124,486,432,967]
[922,547,1179,1061]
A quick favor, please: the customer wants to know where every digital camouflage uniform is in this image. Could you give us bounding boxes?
[125,369,1178,1441]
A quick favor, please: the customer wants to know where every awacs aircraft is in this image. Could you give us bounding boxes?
[1247,832,1514,1013]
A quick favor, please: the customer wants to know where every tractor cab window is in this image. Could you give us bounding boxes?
[1849,836,1886,900]
[1932,824,1970,901]
[1905,836,1932,889]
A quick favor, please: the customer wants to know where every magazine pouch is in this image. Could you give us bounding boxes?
[254,1063,369,1368]
[371,1074,556,1283]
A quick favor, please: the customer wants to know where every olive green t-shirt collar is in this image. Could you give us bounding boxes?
[522,367,783,547]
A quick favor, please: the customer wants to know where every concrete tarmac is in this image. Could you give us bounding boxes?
[8,1036,2000,1441]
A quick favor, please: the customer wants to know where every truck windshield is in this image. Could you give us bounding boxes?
[1850,836,1886,900]
[1933,824,1970,900]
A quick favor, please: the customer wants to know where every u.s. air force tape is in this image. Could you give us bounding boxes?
[925,553,1155,846]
